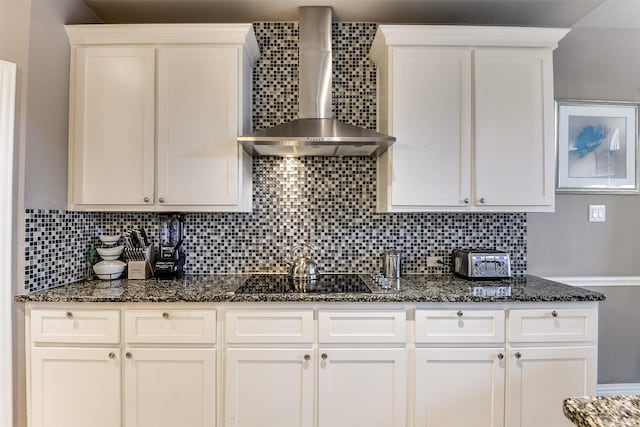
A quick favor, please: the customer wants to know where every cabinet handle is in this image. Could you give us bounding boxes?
[463,198,470,204]
[321,353,328,360]
[162,312,170,319]
[65,311,73,319]
[497,353,504,360]
[304,354,311,361]
[457,310,463,318]
[514,352,522,359]
[479,198,486,204]
[551,310,558,318]
[158,197,165,203]
[125,352,132,359]
[143,197,150,203]
[108,352,116,359]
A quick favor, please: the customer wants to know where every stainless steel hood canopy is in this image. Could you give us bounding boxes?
[238,6,395,157]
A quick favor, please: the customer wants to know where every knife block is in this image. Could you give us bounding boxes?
[127,245,154,280]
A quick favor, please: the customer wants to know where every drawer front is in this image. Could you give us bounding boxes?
[30,309,120,344]
[124,309,216,344]
[415,309,505,344]
[508,308,597,343]
[225,310,314,344]
[318,310,406,344]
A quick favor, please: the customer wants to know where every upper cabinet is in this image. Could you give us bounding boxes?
[370,26,569,212]
[66,24,259,212]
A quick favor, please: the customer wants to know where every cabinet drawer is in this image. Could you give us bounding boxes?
[30,309,120,344]
[225,310,313,344]
[318,310,406,344]
[415,309,505,343]
[508,308,597,343]
[124,309,216,344]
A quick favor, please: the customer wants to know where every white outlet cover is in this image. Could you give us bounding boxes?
[589,204,606,222]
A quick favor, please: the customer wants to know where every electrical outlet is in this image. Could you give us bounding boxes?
[427,256,443,267]
[588,204,606,223]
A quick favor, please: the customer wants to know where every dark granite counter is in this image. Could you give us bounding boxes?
[14,274,605,303]
[563,396,640,427]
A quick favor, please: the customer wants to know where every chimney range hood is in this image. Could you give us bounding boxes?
[238,6,395,157]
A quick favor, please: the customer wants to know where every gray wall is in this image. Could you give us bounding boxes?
[529,27,640,385]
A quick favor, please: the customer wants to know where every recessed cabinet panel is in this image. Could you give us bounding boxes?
[225,310,314,344]
[157,47,239,206]
[415,309,505,343]
[30,347,121,427]
[415,348,505,427]
[509,308,598,343]
[71,46,155,206]
[474,48,554,208]
[385,47,471,209]
[318,310,406,344]
[124,309,216,344]
[124,348,215,427]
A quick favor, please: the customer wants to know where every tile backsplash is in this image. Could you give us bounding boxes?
[23,22,527,292]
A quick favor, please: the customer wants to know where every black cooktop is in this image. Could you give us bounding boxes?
[235,274,372,294]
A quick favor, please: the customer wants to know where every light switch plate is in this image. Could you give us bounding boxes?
[589,204,606,222]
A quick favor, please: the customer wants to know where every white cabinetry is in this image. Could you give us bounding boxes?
[370,26,569,212]
[224,309,407,427]
[27,306,217,427]
[66,25,259,212]
[414,308,506,427]
[506,308,598,427]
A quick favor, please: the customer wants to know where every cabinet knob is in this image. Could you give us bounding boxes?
[158,197,165,203]
[457,310,463,318]
[143,197,150,203]
[497,353,504,360]
[479,198,486,204]
[463,198,470,204]
[108,352,116,359]
[162,312,170,319]
[125,352,132,359]
[321,353,328,360]
[551,310,558,318]
[65,311,73,319]
[515,352,522,359]
[304,354,311,361]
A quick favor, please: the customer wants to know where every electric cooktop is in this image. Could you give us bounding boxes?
[234,274,372,294]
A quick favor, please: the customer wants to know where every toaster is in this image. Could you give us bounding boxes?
[452,248,512,279]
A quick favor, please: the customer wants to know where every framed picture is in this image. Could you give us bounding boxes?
[556,100,639,194]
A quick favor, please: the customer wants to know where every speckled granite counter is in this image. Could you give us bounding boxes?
[563,396,640,427]
[14,274,605,303]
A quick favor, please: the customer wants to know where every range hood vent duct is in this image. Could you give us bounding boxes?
[238,6,395,157]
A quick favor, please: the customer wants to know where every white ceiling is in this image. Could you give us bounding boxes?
[81,0,640,28]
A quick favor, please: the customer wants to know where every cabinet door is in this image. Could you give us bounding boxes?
[124,348,215,427]
[381,47,472,211]
[507,346,597,427]
[318,348,407,427]
[157,46,241,208]
[474,48,554,210]
[225,348,314,427]
[70,46,155,207]
[30,347,121,427]
[415,348,505,427]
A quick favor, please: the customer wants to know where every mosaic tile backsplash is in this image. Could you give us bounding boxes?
[23,22,527,292]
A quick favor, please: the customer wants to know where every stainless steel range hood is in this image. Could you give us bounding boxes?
[238,6,395,157]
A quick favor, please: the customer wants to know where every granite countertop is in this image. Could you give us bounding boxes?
[563,396,640,427]
[14,274,605,303]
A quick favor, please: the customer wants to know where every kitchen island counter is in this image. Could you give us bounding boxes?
[563,395,640,427]
[14,274,605,303]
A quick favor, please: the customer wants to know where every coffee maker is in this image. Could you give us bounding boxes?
[154,213,186,279]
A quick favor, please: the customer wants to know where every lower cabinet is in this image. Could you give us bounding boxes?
[318,348,407,427]
[415,348,505,427]
[224,348,314,427]
[124,348,216,427]
[506,346,597,427]
[30,347,121,427]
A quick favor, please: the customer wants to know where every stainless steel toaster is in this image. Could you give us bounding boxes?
[452,248,512,279]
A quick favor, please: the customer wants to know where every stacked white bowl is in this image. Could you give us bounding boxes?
[93,235,125,280]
